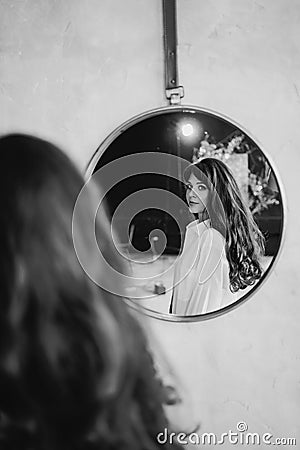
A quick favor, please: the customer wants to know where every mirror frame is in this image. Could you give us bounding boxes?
[86,105,287,322]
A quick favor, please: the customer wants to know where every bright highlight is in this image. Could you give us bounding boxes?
[181,123,194,137]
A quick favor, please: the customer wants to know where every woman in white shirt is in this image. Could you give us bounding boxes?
[169,157,265,316]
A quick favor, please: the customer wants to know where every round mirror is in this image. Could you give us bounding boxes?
[86,106,285,322]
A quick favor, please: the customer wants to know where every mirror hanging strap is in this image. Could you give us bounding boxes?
[162,0,184,105]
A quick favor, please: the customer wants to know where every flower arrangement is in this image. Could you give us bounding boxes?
[192,131,280,216]
[248,170,280,216]
[192,131,245,163]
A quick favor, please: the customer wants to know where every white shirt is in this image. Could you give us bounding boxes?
[170,219,238,315]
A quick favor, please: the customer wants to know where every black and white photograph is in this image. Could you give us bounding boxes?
[0,1,298,449]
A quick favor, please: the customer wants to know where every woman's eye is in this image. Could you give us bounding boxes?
[197,184,207,191]
[185,185,192,191]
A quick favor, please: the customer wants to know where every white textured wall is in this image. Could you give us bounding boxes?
[1,0,299,447]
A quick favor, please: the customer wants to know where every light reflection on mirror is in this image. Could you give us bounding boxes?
[87,107,284,321]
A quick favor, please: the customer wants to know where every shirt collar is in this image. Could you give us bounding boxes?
[186,218,211,235]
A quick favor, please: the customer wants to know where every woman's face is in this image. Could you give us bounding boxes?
[185,172,209,215]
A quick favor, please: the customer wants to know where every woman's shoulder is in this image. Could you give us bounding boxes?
[186,219,199,230]
[202,226,225,238]
[186,221,226,248]
[200,226,226,249]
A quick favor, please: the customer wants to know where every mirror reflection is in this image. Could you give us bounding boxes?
[87,107,284,320]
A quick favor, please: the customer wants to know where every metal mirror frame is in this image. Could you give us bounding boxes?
[86,105,286,323]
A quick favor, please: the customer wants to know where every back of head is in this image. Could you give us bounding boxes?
[0,134,180,450]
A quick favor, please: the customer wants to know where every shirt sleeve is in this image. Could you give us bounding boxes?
[187,228,227,315]
[197,228,226,284]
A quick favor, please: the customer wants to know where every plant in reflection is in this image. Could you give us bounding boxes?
[192,131,280,216]
[248,172,280,215]
[192,131,245,163]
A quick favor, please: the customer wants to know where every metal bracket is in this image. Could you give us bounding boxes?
[166,85,185,105]
[163,0,185,105]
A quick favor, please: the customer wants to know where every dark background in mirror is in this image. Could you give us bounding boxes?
[93,110,283,258]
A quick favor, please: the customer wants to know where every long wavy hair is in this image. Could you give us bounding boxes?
[184,157,265,292]
[0,134,182,450]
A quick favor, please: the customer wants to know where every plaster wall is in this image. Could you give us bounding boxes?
[1,1,299,447]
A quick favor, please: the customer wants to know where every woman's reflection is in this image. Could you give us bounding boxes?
[88,108,284,319]
[169,158,265,315]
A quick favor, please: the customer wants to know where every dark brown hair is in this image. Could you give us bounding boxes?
[184,157,265,292]
[0,134,181,450]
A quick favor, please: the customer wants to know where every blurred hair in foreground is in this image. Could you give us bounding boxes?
[0,134,182,450]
